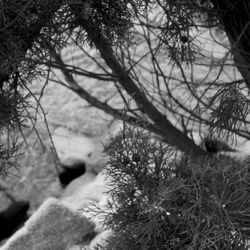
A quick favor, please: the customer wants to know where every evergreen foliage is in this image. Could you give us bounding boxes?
[95,126,250,249]
[1,1,250,249]
[0,86,29,178]
[1,0,250,174]
[0,0,145,175]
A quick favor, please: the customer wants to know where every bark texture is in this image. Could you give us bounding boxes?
[211,0,250,89]
[70,5,207,158]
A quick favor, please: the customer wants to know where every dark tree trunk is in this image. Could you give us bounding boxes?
[70,5,208,158]
[211,0,250,89]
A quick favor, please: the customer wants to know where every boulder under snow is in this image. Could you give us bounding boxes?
[1,197,95,250]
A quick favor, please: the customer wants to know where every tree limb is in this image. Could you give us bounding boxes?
[70,6,207,157]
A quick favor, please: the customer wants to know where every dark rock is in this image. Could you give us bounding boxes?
[204,138,236,154]
[0,200,29,240]
[59,158,86,186]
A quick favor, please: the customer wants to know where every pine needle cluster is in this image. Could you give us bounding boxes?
[96,126,250,250]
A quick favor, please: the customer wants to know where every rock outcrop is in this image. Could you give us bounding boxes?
[53,127,96,163]
[61,171,108,211]
[1,198,95,250]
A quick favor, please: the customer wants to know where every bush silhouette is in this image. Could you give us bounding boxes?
[95,126,250,250]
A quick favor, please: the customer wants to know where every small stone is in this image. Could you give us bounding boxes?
[62,172,96,199]
[89,230,112,249]
[59,158,86,186]
[67,245,83,250]
[61,158,86,170]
